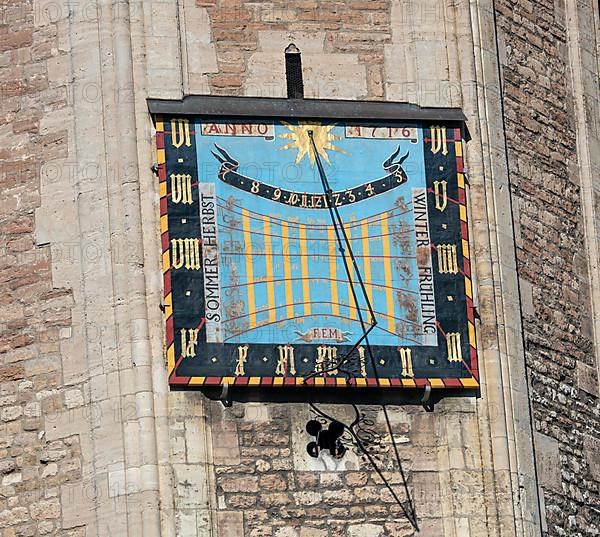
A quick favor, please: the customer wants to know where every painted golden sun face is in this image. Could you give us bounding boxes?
[279,122,348,166]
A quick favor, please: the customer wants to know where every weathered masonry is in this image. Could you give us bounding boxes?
[1,1,599,536]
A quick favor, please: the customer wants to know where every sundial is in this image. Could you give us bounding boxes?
[152,104,478,400]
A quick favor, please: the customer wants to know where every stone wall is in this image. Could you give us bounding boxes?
[0,1,83,534]
[164,1,539,535]
[200,0,389,100]
[2,0,599,535]
[205,403,450,536]
[495,0,600,534]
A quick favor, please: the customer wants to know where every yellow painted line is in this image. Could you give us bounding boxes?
[299,224,311,316]
[263,218,276,323]
[295,378,304,385]
[460,205,467,222]
[159,181,167,198]
[328,227,339,316]
[167,344,175,374]
[380,216,395,333]
[157,148,165,165]
[281,222,294,319]
[361,221,373,317]
[273,377,284,386]
[429,378,445,388]
[160,215,168,234]
[455,141,463,157]
[461,377,479,388]
[156,120,164,131]
[346,224,356,319]
[162,250,170,271]
[242,209,256,329]
[457,173,465,189]
[164,293,173,318]
[188,377,206,386]
[462,239,469,259]
[336,378,346,386]
[222,377,234,385]
[355,378,367,387]
[468,321,476,348]
[402,379,416,388]
[248,377,261,386]
[314,377,325,386]
[465,278,472,299]
[379,378,391,387]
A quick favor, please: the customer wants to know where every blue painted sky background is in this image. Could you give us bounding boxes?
[195,121,428,346]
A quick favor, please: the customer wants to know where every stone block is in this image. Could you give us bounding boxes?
[408,412,438,447]
[299,528,328,537]
[212,431,241,465]
[63,389,83,409]
[411,471,442,518]
[0,506,29,527]
[182,1,218,92]
[293,491,322,506]
[185,418,210,464]
[519,277,535,316]
[348,524,385,537]
[219,475,259,494]
[539,486,548,534]
[274,528,299,537]
[173,464,211,508]
[176,509,197,537]
[30,499,60,520]
[2,472,22,486]
[584,434,600,480]
[244,403,270,422]
[1,406,22,422]
[259,474,287,491]
[0,365,26,382]
[217,510,244,537]
[576,361,599,396]
[60,483,95,529]
[534,433,561,491]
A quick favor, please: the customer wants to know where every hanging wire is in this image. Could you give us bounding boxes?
[306,131,419,531]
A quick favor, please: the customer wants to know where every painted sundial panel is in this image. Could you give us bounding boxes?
[156,116,478,390]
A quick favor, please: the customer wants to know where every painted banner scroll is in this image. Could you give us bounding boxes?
[156,117,478,390]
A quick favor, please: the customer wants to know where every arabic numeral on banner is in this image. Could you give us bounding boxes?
[251,180,260,193]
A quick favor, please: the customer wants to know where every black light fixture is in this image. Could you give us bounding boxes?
[305,419,347,459]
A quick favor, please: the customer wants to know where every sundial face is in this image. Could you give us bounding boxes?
[156,116,478,391]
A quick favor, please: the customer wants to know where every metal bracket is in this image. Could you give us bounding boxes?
[219,383,232,408]
[421,385,434,412]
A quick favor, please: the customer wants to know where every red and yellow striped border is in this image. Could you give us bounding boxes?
[157,118,184,384]
[176,376,479,389]
[453,128,479,386]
